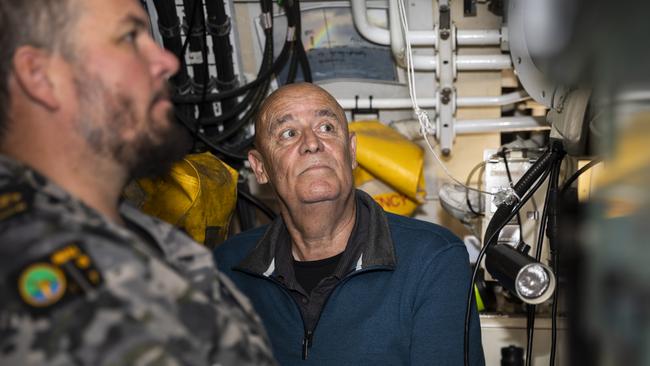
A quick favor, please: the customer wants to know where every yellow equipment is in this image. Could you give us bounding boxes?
[123,152,238,248]
[349,120,426,216]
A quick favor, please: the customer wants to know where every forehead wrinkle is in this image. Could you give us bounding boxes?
[315,108,338,119]
[267,113,295,134]
[119,13,150,30]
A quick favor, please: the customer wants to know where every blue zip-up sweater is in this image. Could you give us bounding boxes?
[215,192,484,365]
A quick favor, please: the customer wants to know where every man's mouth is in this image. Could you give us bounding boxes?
[301,164,331,174]
[151,84,173,107]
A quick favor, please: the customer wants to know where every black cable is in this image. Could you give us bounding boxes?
[236,183,258,231]
[203,39,276,143]
[175,109,248,160]
[205,0,238,113]
[181,0,215,125]
[238,188,277,221]
[560,158,603,196]
[172,36,294,103]
[465,145,564,366]
[463,167,553,366]
[549,239,560,366]
[524,150,564,366]
[547,156,565,366]
[291,0,312,82]
[199,27,275,127]
[284,0,300,84]
[174,1,295,104]
[174,0,278,159]
[523,163,553,366]
[151,0,190,87]
[180,0,201,59]
[465,161,486,217]
[282,0,312,84]
[500,149,525,244]
[199,12,210,109]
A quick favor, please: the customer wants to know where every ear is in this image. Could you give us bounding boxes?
[349,131,358,169]
[11,46,60,110]
[248,149,270,184]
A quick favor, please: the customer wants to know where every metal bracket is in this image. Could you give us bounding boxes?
[436,0,456,155]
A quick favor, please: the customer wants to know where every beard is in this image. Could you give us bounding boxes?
[73,70,192,180]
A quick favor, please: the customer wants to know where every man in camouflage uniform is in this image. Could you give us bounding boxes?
[0,0,276,364]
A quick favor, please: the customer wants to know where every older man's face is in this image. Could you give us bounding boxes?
[65,0,190,177]
[249,85,357,207]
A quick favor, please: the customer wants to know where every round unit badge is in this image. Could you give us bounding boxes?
[18,263,66,307]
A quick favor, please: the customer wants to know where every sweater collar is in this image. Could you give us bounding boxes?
[236,189,396,277]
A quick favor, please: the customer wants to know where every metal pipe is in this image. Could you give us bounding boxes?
[351,0,436,46]
[456,54,512,70]
[351,0,501,47]
[350,0,390,45]
[457,29,501,46]
[457,90,530,106]
[337,91,530,109]
[339,97,436,110]
[410,54,512,71]
[375,117,549,136]
[412,55,437,70]
[389,0,406,67]
[455,117,550,133]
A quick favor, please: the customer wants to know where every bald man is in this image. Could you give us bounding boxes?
[215,83,485,365]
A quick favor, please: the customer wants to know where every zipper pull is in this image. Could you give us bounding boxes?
[302,330,313,360]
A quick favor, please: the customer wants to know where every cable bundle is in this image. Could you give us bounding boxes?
[150,0,312,165]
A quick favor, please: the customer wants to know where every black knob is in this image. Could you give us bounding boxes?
[501,345,524,366]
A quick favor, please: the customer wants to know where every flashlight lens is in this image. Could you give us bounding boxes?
[516,264,550,299]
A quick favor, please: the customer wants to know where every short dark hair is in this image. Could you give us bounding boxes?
[0,0,78,138]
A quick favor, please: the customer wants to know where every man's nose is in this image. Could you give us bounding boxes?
[148,38,180,81]
[300,129,323,154]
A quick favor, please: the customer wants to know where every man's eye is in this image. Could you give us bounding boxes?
[123,30,138,44]
[319,123,334,133]
[280,129,296,139]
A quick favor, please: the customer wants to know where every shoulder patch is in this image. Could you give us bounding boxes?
[14,243,103,313]
[0,183,34,222]
[18,263,66,307]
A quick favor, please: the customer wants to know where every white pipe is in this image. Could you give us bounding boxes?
[388,0,406,67]
[456,29,502,46]
[457,90,530,107]
[350,0,390,45]
[413,55,437,70]
[456,54,512,70]
[337,91,531,110]
[410,54,512,71]
[408,31,438,46]
[351,1,501,47]
[339,97,436,110]
[351,0,436,46]
[455,117,550,134]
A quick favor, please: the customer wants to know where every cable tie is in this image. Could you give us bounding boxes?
[189,78,211,94]
[157,21,182,38]
[207,17,231,37]
[174,79,194,95]
[215,77,239,89]
[286,26,296,42]
[260,12,273,30]
[493,186,521,207]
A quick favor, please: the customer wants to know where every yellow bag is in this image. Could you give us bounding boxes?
[123,152,238,248]
[350,120,426,216]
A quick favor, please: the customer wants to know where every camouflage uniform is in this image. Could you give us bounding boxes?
[0,155,276,366]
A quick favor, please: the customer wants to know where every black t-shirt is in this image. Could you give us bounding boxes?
[292,252,344,295]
